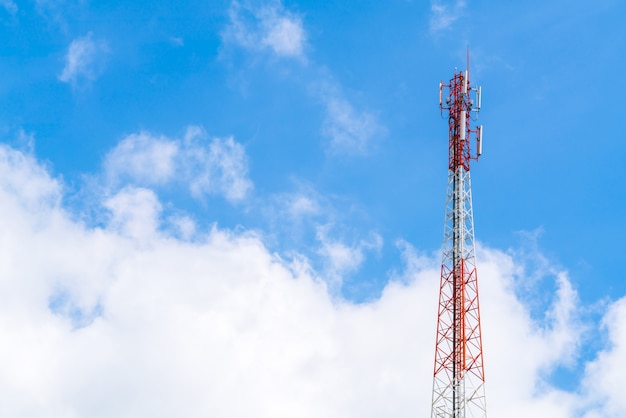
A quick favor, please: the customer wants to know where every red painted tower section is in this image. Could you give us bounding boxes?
[431,58,486,418]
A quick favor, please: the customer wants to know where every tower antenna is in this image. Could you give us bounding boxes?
[432,54,486,418]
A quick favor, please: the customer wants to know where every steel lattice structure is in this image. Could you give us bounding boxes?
[431,60,486,418]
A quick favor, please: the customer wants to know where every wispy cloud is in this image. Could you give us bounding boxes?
[280,193,321,219]
[184,127,253,202]
[35,0,86,30]
[59,32,109,88]
[321,93,383,156]
[316,225,383,289]
[262,183,335,250]
[104,126,253,203]
[169,36,184,47]
[221,1,384,157]
[429,0,466,33]
[223,0,306,60]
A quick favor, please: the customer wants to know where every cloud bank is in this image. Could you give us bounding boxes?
[0,135,623,417]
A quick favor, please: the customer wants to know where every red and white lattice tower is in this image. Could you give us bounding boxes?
[431,55,486,418]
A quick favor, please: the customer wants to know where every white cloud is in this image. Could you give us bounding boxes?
[0,142,623,416]
[477,247,581,417]
[580,297,626,417]
[316,226,383,289]
[104,187,162,242]
[0,141,61,212]
[263,15,305,57]
[322,94,382,155]
[286,194,320,218]
[0,148,433,415]
[223,0,306,59]
[267,184,324,224]
[103,126,253,203]
[222,2,383,157]
[59,32,109,87]
[104,132,179,186]
[15,128,35,153]
[263,190,321,239]
[261,185,337,252]
[167,214,196,241]
[430,0,466,33]
[184,127,253,202]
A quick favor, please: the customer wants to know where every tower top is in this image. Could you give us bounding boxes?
[438,61,483,171]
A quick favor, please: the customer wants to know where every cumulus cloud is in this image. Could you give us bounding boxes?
[104,126,253,203]
[477,246,582,417]
[580,297,626,417]
[0,142,623,417]
[430,0,466,33]
[104,187,162,241]
[59,32,109,87]
[0,142,434,417]
[223,0,306,59]
[166,214,196,240]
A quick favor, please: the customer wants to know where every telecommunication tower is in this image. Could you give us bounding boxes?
[431,55,486,418]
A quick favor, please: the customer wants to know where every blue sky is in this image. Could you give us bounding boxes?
[0,0,625,416]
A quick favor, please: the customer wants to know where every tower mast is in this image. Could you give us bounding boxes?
[432,56,486,418]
